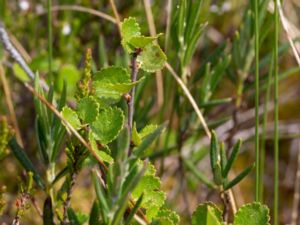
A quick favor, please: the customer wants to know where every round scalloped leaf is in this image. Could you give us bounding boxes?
[128,35,160,49]
[93,66,130,83]
[121,17,141,52]
[132,162,166,220]
[234,202,270,225]
[77,96,99,124]
[61,106,81,130]
[137,43,167,72]
[156,208,180,225]
[192,202,223,225]
[91,107,124,144]
[92,66,143,101]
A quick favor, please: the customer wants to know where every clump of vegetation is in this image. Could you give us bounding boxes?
[0,0,300,224]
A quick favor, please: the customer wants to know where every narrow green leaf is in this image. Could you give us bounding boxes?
[210,131,218,171]
[224,164,254,190]
[183,23,206,66]
[192,202,223,225]
[234,202,270,225]
[124,194,144,225]
[89,201,101,225]
[67,208,81,225]
[134,124,165,157]
[183,159,215,189]
[92,171,109,223]
[222,139,242,178]
[43,196,55,225]
[220,143,227,173]
[9,138,45,189]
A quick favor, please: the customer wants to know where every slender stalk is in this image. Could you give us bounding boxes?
[49,5,116,24]
[254,0,260,202]
[260,53,274,201]
[127,52,139,156]
[47,0,53,79]
[273,0,280,224]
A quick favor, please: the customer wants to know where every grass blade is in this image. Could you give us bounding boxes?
[9,137,45,189]
[224,164,254,190]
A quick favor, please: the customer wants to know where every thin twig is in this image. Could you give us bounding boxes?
[143,0,164,107]
[0,64,23,147]
[108,0,121,31]
[165,62,211,138]
[49,5,116,24]
[276,0,300,66]
[23,83,108,171]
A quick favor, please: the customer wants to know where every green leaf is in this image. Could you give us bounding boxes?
[210,131,219,171]
[124,194,144,225]
[132,123,141,146]
[121,17,141,52]
[222,139,242,178]
[8,138,45,189]
[43,196,55,225]
[132,124,158,146]
[224,164,254,190]
[183,159,215,189]
[139,124,158,139]
[61,106,81,130]
[156,208,180,225]
[234,202,270,225]
[93,66,143,101]
[132,163,166,220]
[91,107,124,144]
[13,63,30,82]
[192,202,223,225]
[137,43,167,72]
[92,172,109,223]
[128,34,162,49]
[89,132,113,163]
[93,66,131,83]
[56,64,81,94]
[77,96,99,123]
[89,201,101,225]
[67,208,81,225]
[134,124,165,157]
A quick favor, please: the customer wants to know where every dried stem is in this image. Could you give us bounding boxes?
[108,0,121,32]
[23,83,108,171]
[276,0,300,66]
[49,5,116,24]
[0,64,23,147]
[165,63,211,138]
